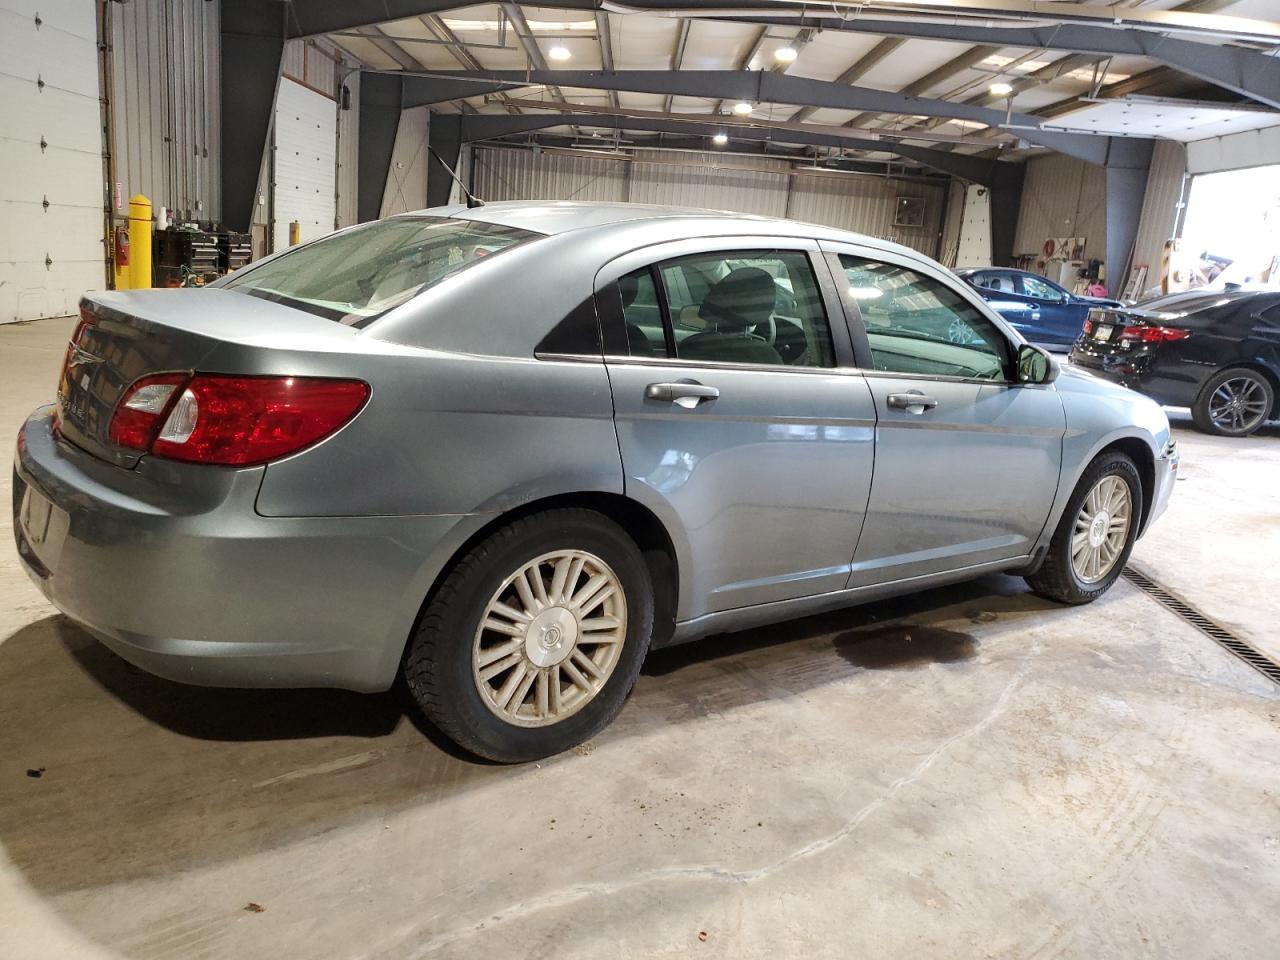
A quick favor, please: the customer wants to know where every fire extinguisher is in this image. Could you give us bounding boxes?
[114,226,129,267]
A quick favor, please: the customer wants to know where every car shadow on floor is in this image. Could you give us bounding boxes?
[0,574,1059,894]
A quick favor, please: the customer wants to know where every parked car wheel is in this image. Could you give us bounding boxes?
[1191,367,1274,437]
[1026,452,1142,605]
[403,508,654,762]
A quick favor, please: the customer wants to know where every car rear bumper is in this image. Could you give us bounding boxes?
[13,406,482,692]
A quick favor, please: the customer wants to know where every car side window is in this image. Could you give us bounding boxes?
[618,268,667,357]
[1020,274,1063,301]
[840,255,1010,380]
[649,250,835,368]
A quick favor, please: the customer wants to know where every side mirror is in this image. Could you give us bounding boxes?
[1017,343,1059,384]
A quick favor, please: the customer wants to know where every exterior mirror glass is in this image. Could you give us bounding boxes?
[1017,343,1058,384]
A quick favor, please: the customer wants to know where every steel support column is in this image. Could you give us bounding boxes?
[220,0,286,232]
[1104,139,1155,294]
[428,114,464,207]
[358,74,405,222]
[989,163,1026,269]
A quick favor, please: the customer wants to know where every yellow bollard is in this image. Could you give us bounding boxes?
[289,221,301,246]
[128,194,152,290]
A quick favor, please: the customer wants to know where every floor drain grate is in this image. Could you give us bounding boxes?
[1122,566,1280,686]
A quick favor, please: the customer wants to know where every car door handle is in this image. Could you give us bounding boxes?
[887,392,939,413]
[646,381,720,408]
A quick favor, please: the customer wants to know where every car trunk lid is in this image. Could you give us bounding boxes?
[58,289,366,468]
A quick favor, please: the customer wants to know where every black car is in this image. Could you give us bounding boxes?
[1070,288,1280,437]
[957,267,1120,349]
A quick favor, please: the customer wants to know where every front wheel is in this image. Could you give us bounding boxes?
[403,509,654,763]
[1026,452,1142,604]
[1192,367,1274,437]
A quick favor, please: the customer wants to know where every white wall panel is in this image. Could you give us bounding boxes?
[273,78,336,250]
[380,107,430,217]
[0,0,104,322]
[1013,154,1107,262]
[1186,123,1280,175]
[1131,140,1187,291]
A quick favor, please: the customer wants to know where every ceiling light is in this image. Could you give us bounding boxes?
[990,81,1014,96]
[774,45,798,63]
[712,133,729,145]
[732,101,754,116]
[548,44,571,62]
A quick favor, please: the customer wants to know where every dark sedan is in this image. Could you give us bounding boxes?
[1070,288,1280,437]
[957,267,1120,349]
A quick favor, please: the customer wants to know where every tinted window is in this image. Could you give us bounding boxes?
[622,250,834,368]
[223,217,540,326]
[841,255,1009,380]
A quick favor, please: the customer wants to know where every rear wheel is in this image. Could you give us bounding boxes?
[1026,451,1141,604]
[403,509,654,762]
[1192,367,1274,437]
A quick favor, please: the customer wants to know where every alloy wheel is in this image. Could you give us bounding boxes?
[1208,376,1268,434]
[472,550,627,727]
[1071,475,1132,584]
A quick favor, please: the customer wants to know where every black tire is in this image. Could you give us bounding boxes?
[403,508,654,763]
[1026,451,1142,605]
[1191,367,1275,437]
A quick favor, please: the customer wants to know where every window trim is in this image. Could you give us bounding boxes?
[820,240,1023,384]
[594,235,857,372]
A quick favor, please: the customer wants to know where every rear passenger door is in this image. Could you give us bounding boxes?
[597,238,878,622]
[824,242,1065,585]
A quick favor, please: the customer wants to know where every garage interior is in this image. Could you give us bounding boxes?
[2,1,1279,957]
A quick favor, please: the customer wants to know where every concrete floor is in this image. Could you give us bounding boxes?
[1,316,1277,960]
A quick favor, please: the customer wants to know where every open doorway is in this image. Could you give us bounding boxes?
[1180,164,1280,288]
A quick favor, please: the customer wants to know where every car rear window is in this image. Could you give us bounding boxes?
[222,217,541,326]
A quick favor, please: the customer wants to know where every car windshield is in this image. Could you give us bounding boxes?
[222,217,541,326]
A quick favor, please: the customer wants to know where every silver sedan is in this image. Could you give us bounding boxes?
[13,202,1177,761]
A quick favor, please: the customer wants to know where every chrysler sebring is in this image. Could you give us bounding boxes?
[13,202,1177,761]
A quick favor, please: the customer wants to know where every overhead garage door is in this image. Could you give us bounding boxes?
[0,0,105,323]
[273,77,336,251]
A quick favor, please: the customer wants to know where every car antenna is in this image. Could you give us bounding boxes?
[428,146,484,208]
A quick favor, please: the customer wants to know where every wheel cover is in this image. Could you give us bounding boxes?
[472,550,627,728]
[1208,376,1268,433]
[1071,475,1132,584]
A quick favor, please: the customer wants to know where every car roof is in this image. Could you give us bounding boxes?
[400,200,928,263]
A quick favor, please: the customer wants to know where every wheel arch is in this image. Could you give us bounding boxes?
[399,492,682,674]
[1097,436,1156,536]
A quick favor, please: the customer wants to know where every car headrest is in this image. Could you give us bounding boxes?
[700,267,776,332]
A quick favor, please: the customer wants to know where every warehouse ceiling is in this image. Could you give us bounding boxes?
[311,0,1280,167]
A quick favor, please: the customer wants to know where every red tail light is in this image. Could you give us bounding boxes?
[109,374,369,466]
[1082,318,1094,335]
[1119,325,1191,343]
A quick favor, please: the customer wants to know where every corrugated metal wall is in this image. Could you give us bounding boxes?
[472,147,944,256]
[1131,140,1187,291]
[938,180,966,267]
[1013,154,1107,262]
[788,173,943,256]
[473,147,628,202]
[110,0,220,219]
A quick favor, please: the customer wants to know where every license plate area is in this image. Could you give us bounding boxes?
[1094,324,1114,342]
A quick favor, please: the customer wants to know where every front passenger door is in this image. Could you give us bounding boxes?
[829,246,1066,586]
[599,240,878,621]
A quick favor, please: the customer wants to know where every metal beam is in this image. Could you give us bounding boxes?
[393,69,1120,163]
[456,111,1022,185]
[791,37,904,124]
[594,11,621,109]
[846,44,1000,130]
[663,19,693,113]
[660,14,1280,110]
[220,0,286,232]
